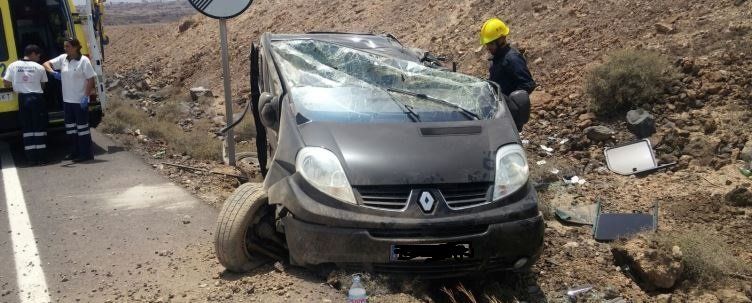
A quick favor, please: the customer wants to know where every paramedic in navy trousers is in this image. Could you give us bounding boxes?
[43,38,97,162]
[3,45,49,164]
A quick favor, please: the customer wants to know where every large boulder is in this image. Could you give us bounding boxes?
[626,109,656,138]
[611,235,684,290]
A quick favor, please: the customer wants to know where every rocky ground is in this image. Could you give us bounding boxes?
[96,0,752,301]
[102,1,195,26]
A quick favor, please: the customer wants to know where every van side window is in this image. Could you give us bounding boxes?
[0,10,9,62]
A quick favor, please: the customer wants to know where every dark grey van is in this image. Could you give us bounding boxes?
[214,32,544,277]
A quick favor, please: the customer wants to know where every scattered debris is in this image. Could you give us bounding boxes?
[540,145,554,153]
[604,139,675,175]
[347,274,368,303]
[162,162,248,181]
[565,175,587,185]
[593,202,658,241]
[585,125,616,142]
[152,150,166,159]
[565,285,593,301]
[273,261,286,273]
[555,203,598,225]
[611,235,684,290]
[626,109,656,138]
[740,166,752,177]
[536,160,548,166]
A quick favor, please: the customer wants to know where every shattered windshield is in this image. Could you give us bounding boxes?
[271,39,499,123]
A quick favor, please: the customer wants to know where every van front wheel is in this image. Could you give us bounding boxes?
[215,183,275,272]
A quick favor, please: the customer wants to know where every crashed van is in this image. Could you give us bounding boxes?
[215,32,544,277]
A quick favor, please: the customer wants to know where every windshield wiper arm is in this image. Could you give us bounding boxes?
[383,91,421,122]
[386,88,480,120]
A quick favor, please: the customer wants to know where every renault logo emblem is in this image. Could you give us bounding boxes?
[418,191,435,213]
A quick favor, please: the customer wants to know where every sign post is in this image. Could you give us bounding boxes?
[188,0,254,166]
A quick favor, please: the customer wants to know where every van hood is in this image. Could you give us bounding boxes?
[298,120,520,186]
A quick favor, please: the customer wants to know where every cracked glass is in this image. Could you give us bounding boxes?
[271,39,499,123]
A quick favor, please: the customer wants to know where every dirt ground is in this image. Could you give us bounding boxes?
[97,0,752,301]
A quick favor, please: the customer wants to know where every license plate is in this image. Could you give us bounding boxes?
[390,242,472,261]
[0,92,12,102]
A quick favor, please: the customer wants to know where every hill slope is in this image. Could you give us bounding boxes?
[103,0,752,301]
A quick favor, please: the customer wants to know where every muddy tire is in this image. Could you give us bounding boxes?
[215,183,271,272]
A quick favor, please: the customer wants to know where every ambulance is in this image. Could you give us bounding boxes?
[0,0,106,136]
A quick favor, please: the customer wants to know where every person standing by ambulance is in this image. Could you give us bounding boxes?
[43,38,97,162]
[3,45,49,164]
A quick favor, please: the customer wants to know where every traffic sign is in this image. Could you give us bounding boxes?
[188,0,253,19]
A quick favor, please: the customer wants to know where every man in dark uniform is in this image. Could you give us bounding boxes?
[3,45,49,164]
[480,18,536,131]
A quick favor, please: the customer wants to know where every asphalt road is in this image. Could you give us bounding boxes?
[0,130,222,302]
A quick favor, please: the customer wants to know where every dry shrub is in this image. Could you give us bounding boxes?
[100,97,221,161]
[585,49,676,116]
[154,100,184,123]
[174,131,222,161]
[234,116,257,141]
[652,229,750,284]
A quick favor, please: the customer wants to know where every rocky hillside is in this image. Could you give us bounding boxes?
[103,1,194,25]
[102,0,752,301]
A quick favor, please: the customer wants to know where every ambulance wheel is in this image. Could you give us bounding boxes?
[215,183,276,273]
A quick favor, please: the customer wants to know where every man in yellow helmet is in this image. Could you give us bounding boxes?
[480,18,536,130]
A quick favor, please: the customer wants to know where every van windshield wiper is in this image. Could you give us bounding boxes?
[386,88,480,120]
[382,89,421,122]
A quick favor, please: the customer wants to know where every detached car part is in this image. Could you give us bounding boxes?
[593,201,658,241]
[604,139,675,175]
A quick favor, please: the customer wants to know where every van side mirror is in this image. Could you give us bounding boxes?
[258,92,279,129]
[508,90,531,130]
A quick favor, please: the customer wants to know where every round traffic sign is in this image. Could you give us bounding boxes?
[189,0,253,19]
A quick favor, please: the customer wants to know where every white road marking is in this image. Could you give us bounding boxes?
[0,142,51,303]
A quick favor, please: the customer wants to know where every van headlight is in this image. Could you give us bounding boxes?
[492,144,530,201]
[296,147,357,204]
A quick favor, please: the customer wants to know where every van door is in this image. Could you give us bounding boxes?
[0,2,19,131]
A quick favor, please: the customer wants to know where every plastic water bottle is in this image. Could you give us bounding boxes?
[346,274,368,303]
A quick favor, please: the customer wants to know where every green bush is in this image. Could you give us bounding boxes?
[585,49,676,116]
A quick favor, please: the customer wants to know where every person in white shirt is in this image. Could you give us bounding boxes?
[43,38,97,162]
[3,45,49,164]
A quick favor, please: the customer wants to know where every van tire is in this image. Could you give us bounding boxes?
[215,182,271,272]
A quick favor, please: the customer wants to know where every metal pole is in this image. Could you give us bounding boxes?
[219,19,236,166]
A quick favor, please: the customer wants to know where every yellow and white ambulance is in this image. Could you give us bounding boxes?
[0,0,106,136]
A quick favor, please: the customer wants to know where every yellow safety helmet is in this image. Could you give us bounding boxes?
[479,18,510,45]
